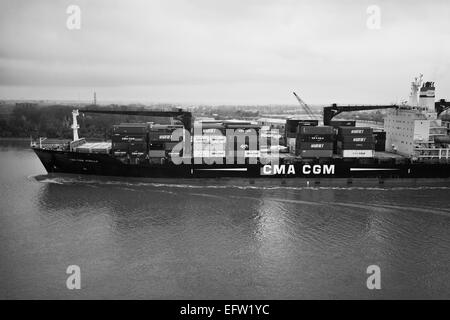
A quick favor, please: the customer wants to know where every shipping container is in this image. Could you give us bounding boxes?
[200,127,225,134]
[338,135,374,143]
[375,143,386,152]
[338,127,373,136]
[299,126,334,135]
[75,147,91,153]
[337,141,374,150]
[164,142,180,151]
[244,150,261,157]
[112,142,145,150]
[297,134,335,142]
[374,131,386,151]
[329,120,356,127]
[193,150,205,158]
[112,123,148,134]
[298,149,333,158]
[111,134,146,143]
[149,131,174,142]
[193,135,210,143]
[114,141,146,150]
[194,150,224,158]
[297,142,334,150]
[209,150,226,157]
[373,131,386,137]
[129,146,147,153]
[373,131,386,142]
[285,119,318,138]
[209,136,227,144]
[341,149,374,158]
[113,151,127,157]
[209,143,226,151]
[91,148,110,154]
[149,150,166,157]
[130,151,145,157]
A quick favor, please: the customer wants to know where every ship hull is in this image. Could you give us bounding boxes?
[33,148,450,180]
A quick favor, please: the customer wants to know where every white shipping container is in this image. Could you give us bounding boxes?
[209,143,225,151]
[244,150,261,157]
[193,150,210,157]
[342,150,374,158]
[261,132,282,139]
[209,150,226,157]
[209,136,227,143]
[193,136,210,143]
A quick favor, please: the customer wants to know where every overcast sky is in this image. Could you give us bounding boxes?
[0,0,449,105]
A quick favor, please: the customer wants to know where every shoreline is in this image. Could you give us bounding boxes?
[0,137,31,141]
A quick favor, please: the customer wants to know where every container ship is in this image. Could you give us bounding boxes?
[32,76,450,181]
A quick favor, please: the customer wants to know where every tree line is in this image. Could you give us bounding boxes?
[0,104,171,139]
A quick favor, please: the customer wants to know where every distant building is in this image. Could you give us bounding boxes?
[256,118,286,133]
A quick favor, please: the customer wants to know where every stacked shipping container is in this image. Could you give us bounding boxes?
[373,131,386,151]
[295,126,334,158]
[111,123,148,157]
[193,127,227,158]
[111,123,183,159]
[285,119,318,154]
[337,127,374,158]
[148,124,183,158]
[329,120,356,154]
[193,122,261,160]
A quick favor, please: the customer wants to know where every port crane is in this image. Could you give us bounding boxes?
[292,92,320,120]
[81,108,193,131]
[322,104,399,125]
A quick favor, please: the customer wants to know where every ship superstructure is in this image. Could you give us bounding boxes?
[385,75,450,160]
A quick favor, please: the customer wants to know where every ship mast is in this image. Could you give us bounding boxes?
[71,109,80,141]
[408,74,423,107]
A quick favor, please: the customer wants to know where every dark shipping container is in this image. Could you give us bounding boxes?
[338,135,374,143]
[297,134,335,142]
[338,127,373,136]
[297,142,334,150]
[297,149,333,158]
[337,141,374,150]
[111,134,146,143]
[329,120,356,127]
[299,126,334,135]
[112,124,148,134]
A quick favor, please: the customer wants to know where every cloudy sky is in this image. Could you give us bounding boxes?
[0,0,449,105]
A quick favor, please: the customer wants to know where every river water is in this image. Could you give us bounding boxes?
[1,140,449,299]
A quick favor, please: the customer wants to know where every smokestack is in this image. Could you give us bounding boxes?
[419,81,435,111]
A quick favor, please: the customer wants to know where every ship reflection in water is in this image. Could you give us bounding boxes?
[1,142,450,299]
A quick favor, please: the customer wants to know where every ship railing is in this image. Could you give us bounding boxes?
[414,148,450,160]
[34,137,71,151]
[69,138,87,151]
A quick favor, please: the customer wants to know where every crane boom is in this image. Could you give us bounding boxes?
[81,108,193,131]
[292,92,318,120]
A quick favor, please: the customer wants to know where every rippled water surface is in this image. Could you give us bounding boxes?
[1,141,450,299]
